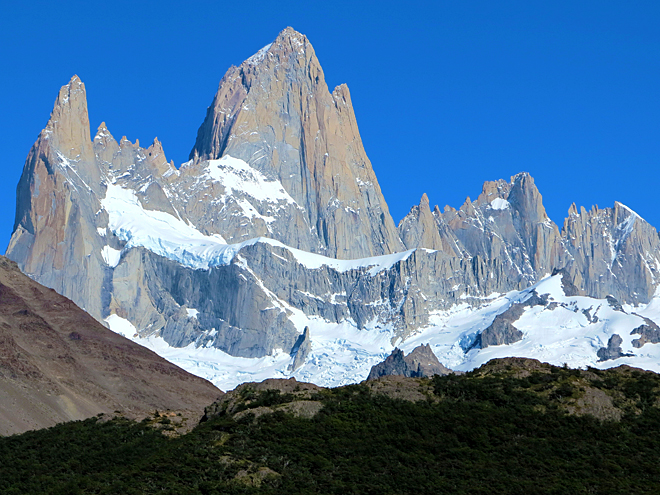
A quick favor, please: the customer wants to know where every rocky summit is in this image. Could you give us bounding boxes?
[6,27,660,391]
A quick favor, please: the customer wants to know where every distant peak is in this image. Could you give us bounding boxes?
[276,26,307,43]
[272,26,313,57]
[94,122,115,145]
[41,75,92,160]
[54,75,87,109]
[244,27,310,67]
[511,171,532,184]
[615,201,638,217]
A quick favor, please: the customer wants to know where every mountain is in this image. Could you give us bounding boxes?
[0,256,221,436]
[6,27,660,391]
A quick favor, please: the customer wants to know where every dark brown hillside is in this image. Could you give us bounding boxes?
[0,256,222,436]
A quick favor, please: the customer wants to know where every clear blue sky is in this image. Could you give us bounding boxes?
[2,1,659,252]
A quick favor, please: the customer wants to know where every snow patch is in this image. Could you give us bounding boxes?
[101,246,121,267]
[490,198,510,210]
[102,182,415,273]
[206,155,298,206]
[116,273,660,391]
[105,314,137,338]
[246,43,272,65]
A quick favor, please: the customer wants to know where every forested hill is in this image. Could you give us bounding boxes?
[2,358,660,494]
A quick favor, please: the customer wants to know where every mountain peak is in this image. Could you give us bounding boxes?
[94,122,115,142]
[275,26,309,47]
[43,75,92,161]
[242,27,312,69]
[508,171,548,220]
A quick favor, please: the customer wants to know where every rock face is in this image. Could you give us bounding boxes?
[597,334,634,362]
[561,202,660,304]
[367,345,452,380]
[404,344,453,377]
[188,27,403,259]
[399,176,660,303]
[8,75,108,322]
[5,27,660,377]
[289,326,312,371]
[0,256,221,436]
[400,174,566,293]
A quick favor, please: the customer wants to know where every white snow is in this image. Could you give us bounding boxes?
[109,272,660,391]
[186,308,199,319]
[205,155,298,206]
[105,314,138,338]
[246,43,272,65]
[101,246,122,267]
[403,274,660,375]
[490,198,510,210]
[101,182,415,274]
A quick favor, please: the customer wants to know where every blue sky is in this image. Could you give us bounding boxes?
[2,1,659,251]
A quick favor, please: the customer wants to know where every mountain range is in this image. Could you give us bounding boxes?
[6,27,660,390]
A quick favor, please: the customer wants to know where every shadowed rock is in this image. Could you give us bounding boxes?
[631,316,660,348]
[367,344,452,380]
[597,334,634,362]
[606,295,625,313]
[289,326,312,371]
[475,291,548,349]
[551,267,581,297]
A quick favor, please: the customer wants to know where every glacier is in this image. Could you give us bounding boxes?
[106,267,660,391]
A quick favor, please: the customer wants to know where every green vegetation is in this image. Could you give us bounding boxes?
[2,361,660,494]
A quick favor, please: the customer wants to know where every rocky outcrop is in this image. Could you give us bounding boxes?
[400,173,567,293]
[631,317,660,348]
[367,349,411,380]
[366,345,452,380]
[561,202,660,304]
[398,194,462,255]
[475,291,548,349]
[289,327,312,371]
[606,295,625,313]
[597,334,633,362]
[400,175,660,306]
[551,267,581,297]
[0,256,221,436]
[202,377,323,422]
[404,344,453,377]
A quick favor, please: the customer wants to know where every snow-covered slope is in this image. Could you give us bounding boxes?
[102,181,414,273]
[107,272,660,390]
